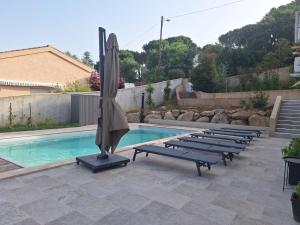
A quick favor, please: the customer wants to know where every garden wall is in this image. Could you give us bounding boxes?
[0,78,183,127]
[177,88,300,109]
[0,93,72,127]
[226,66,290,88]
[72,78,183,125]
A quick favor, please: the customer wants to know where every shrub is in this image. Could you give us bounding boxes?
[163,81,171,101]
[89,71,100,91]
[251,91,269,109]
[282,138,300,158]
[295,182,300,197]
[146,83,154,107]
[64,81,91,92]
[119,78,125,89]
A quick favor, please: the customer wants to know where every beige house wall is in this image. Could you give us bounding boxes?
[0,86,31,97]
[0,52,91,85]
[0,86,53,97]
[0,45,94,97]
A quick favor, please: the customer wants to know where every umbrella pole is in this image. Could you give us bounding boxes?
[98,27,108,159]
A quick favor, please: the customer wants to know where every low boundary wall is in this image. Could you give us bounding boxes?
[177,89,300,108]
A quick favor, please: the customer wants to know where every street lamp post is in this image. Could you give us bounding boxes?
[156,16,170,82]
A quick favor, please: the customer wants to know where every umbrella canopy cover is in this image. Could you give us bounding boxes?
[96,33,129,154]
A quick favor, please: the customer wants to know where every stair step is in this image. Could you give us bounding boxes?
[276,128,300,134]
[280,107,300,111]
[278,116,300,121]
[281,103,300,107]
[273,132,299,138]
[280,109,300,113]
[277,124,300,129]
[282,100,300,102]
[277,120,300,125]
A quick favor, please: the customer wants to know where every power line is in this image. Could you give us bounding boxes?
[123,23,160,48]
[169,0,246,19]
[123,0,247,49]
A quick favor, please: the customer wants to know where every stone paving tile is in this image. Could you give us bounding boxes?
[0,185,45,206]
[19,198,73,224]
[94,208,137,225]
[45,211,94,225]
[78,180,118,199]
[261,206,299,225]
[212,194,264,220]
[0,202,28,225]
[0,178,25,190]
[13,218,41,225]
[138,201,216,225]
[182,199,236,225]
[44,183,86,204]
[105,190,151,213]
[173,183,218,203]
[231,215,273,225]
[22,175,61,190]
[142,187,191,209]
[66,193,118,221]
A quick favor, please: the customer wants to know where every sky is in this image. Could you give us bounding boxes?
[0,0,293,61]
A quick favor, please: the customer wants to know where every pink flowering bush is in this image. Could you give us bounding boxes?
[119,77,125,89]
[89,71,100,91]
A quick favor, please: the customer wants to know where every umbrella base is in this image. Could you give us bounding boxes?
[76,153,130,173]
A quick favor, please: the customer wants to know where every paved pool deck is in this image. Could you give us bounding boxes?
[0,134,298,225]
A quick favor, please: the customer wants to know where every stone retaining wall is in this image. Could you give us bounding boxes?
[177,88,300,109]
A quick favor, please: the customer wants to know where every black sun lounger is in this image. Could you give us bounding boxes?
[178,137,246,150]
[204,129,256,140]
[191,133,250,144]
[164,140,242,166]
[220,127,264,137]
[133,145,221,176]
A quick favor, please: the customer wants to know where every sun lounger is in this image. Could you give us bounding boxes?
[178,136,246,150]
[191,133,250,144]
[133,145,221,176]
[204,129,256,140]
[164,140,242,166]
[220,127,264,137]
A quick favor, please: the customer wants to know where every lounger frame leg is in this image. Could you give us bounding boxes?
[222,154,227,166]
[196,162,201,176]
[133,149,138,161]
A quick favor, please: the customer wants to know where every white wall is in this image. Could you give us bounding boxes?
[0,79,183,127]
[0,93,71,127]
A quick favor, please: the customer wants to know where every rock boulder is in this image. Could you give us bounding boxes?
[177,111,194,121]
[211,113,229,124]
[127,112,140,123]
[248,114,269,127]
[200,110,215,117]
[231,120,247,125]
[144,114,162,123]
[196,116,210,123]
[164,111,175,120]
[231,111,251,120]
[171,109,180,119]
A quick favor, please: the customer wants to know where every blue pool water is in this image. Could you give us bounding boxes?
[0,126,189,167]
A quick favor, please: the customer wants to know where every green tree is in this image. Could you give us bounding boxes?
[81,51,94,67]
[218,2,298,75]
[191,53,217,92]
[65,51,80,61]
[142,36,197,81]
[119,50,140,83]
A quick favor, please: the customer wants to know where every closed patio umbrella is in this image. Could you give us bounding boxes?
[96,33,129,157]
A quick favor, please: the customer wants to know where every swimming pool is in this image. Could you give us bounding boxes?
[0,125,190,167]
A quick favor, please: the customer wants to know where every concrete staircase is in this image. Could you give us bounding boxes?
[275,100,300,138]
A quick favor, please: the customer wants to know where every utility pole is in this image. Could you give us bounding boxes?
[156,16,170,82]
